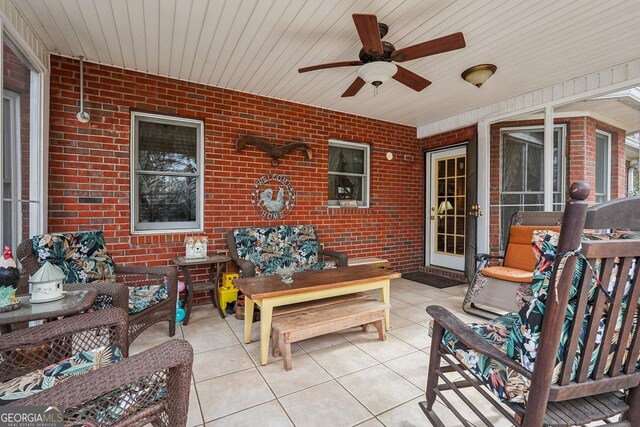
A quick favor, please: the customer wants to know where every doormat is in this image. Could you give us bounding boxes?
[401,271,466,289]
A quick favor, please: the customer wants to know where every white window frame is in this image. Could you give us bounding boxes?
[328,139,370,208]
[130,112,204,234]
[0,30,46,252]
[498,124,566,210]
[2,91,20,247]
[595,130,611,203]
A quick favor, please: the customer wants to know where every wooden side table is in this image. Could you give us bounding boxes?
[173,254,230,323]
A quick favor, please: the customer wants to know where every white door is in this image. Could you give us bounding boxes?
[426,146,466,270]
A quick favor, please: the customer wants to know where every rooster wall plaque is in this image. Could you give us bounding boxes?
[251,174,296,220]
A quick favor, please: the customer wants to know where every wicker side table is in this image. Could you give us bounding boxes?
[173,254,230,323]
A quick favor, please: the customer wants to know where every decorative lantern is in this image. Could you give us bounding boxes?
[29,262,66,303]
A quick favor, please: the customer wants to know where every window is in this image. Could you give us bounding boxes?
[131,112,204,233]
[1,35,44,252]
[498,126,565,248]
[595,131,611,203]
[328,140,370,207]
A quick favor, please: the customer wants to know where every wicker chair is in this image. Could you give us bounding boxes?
[17,236,178,344]
[422,182,640,426]
[0,308,193,426]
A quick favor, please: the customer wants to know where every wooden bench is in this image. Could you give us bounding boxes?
[271,298,389,370]
[272,292,370,317]
[348,257,389,269]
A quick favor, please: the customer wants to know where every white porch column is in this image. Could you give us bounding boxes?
[477,120,490,254]
[544,106,554,210]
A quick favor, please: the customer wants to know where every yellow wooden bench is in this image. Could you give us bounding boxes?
[271,298,389,370]
[347,257,389,269]
[272,292,370,317]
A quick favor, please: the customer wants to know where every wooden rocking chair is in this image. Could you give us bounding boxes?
[422,182,640,426]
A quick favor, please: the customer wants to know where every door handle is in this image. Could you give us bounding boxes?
[469,203,483,218]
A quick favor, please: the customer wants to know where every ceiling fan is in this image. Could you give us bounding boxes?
[298,14,466,97]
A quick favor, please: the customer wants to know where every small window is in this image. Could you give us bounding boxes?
[328,140,370,207]
[595,131,611,203]
[131,112,204,233]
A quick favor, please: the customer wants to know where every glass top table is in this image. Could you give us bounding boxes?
[0,289,98,333]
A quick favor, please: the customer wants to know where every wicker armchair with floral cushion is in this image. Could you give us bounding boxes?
[17,231,178,344]
[0,308,193,427]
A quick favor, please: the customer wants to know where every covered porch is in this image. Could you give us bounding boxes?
[1,1,640,425]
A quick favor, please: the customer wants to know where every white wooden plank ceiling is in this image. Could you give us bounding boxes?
[15,0,640,128]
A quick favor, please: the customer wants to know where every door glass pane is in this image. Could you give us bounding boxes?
[435,154,465,257]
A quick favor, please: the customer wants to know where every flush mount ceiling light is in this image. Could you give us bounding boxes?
[357,61,398,88]
[461,64,497,87]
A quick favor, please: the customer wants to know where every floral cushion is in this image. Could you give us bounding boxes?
[32,231,116,284]
[233,225,335,276]
[128,282,169,314]
[443,229,640,406]
[0,344,123,405]
[507,230,640,384]
[443,313,531,404]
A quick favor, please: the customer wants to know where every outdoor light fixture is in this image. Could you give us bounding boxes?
[357,61,398,89]
[461,64,497,87]
[77,56,90,123]
[437,200,454,214]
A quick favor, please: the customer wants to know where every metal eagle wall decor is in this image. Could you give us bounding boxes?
[236,135,313,167]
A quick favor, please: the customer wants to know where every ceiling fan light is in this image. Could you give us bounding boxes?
[357,62,398,86]
[461,64,497,87]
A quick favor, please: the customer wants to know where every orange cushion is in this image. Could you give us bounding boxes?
[503,225,561,271]
[481,266,534,283]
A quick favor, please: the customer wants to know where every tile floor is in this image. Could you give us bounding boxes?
[129,279,510,426]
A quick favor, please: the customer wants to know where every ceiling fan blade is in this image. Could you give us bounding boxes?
[298,61,363,73]
[391,32,466,62]
[353,14,384,56]
[342,77,366,97]
[392,65,431,92]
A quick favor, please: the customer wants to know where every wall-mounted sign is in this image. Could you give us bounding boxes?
[251,174,296,220]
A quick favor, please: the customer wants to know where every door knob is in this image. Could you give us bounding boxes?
[469,204,483,218]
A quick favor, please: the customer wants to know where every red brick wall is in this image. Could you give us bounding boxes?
[48,55,424,291]
[419,126,477,152]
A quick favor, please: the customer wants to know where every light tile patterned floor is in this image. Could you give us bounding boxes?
[129,278,508,426]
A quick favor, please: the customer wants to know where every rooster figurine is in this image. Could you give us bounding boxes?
[260,188,285,213]
[0,245,20,308]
